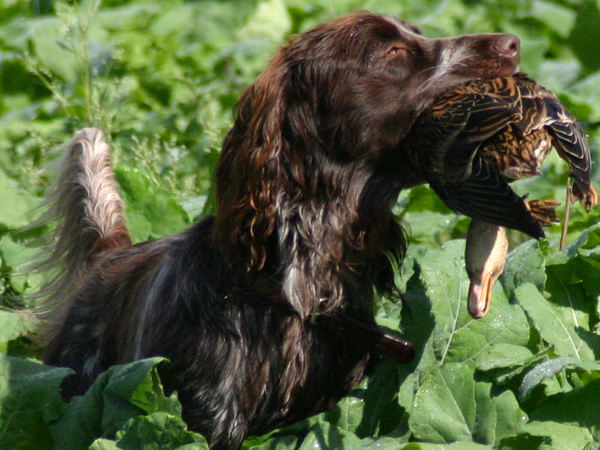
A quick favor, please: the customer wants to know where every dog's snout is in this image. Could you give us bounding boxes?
[493,34,520,58]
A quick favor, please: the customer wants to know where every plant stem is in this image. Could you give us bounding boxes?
[560,178,571,250]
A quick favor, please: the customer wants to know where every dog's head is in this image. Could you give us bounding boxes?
[215,12,520,276]
[274,12,520,159]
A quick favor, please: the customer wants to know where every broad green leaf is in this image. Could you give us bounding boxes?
[348,360,408,437]
[128,364,182,417]
[487,389,527,442]
[545,259,587,312]
[50,357,168,449]
[569,0,600,71]
[398,185,454,215]
[475,343,534,371]
[527,0,576,38]
[531,379,600,429]
[115,412,209,449]
[409,363,476,443]
[573,228,600,304]
[401,443,489,450]
[0,168,39,229]
[0,310,31,344]
[297,420,362,449]
[519,356,600,400]
[569,71,600,122]
[519,421,594,450]
[534,60,581,93]
[0,234,42,293]
[115,166,189,242]
[242,432,298,449]
[515,283,595,360]
[544,260,599,349]
[319,391,366,435]
[237,0,291,43]
[409,363,526,445]
[402,211,462,245]
[89,438,119,450]
[296,420,395,449]
[498,433,549,448]
[414,240,530,364]
[0,354,72,450]
[501,240,547,299]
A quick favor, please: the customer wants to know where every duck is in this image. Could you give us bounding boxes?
[405,73,597,318]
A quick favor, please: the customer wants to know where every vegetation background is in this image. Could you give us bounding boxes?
[1,0,600,448]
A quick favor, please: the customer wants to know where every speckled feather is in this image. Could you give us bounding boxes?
[407,73,597,238]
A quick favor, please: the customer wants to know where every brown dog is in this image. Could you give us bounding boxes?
[35,12,520,448]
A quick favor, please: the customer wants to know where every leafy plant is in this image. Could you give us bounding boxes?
[1,0,599,448]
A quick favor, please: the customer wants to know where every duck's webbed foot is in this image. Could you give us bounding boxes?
[526,199,560,226]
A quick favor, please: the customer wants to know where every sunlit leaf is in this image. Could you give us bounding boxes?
[515,283,595,360]
[519,356,600,400]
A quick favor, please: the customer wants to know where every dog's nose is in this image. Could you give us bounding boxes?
[493,34,520,58]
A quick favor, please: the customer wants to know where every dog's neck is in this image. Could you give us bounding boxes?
[273,165,404,319]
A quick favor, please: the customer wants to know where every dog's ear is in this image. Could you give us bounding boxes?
[215,49,290,273]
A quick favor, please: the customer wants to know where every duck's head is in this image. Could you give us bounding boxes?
[465,221,509,318]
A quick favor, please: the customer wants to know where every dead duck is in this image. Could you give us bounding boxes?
[406,73,597,317]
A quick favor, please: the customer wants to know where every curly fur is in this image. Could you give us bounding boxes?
[33,12,520,449]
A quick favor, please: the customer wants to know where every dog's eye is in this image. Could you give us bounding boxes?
[385,45,409,60]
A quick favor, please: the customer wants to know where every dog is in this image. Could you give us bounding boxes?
[34,11,520,448]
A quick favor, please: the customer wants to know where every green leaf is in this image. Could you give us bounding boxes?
[237,0,291,43]
[545,261,595,330]
[501,240,547,300]
[569,0,600,70]
[519,421,594,450]
[414,240,530,365]
[50,357,169,449]
[320,392,368,434]
[409,363,526,445]
[242,431,298,449]
[401,443,490,450]
[498,433,549,449]
[89,438,119,450]
[0,354,72,450]
[531,379,600,430]
[0,168,39,230]
[519,356,600,400]
[399,185,454,215]
[351,360,407,437]
[128,365,182,417]
[0,310,31,344]
[296,420,373,449]
[569,71,600,122]
[409,363,477,443]
[475,343,534,372]
[398,186,463,245]
[115,412,209,449]
[515,283,595,360]
[528,0,576,38]
[0,234,42,293]
[114,166,189,242]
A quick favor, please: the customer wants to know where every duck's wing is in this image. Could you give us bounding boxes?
[430,156,544,238]
[415,76,522,184]
[411,77,543,238]
[514,74,597,210]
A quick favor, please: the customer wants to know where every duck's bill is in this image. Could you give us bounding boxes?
[467,274,493,318]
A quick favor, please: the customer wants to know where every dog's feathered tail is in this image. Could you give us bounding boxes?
[32,127,131,342]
